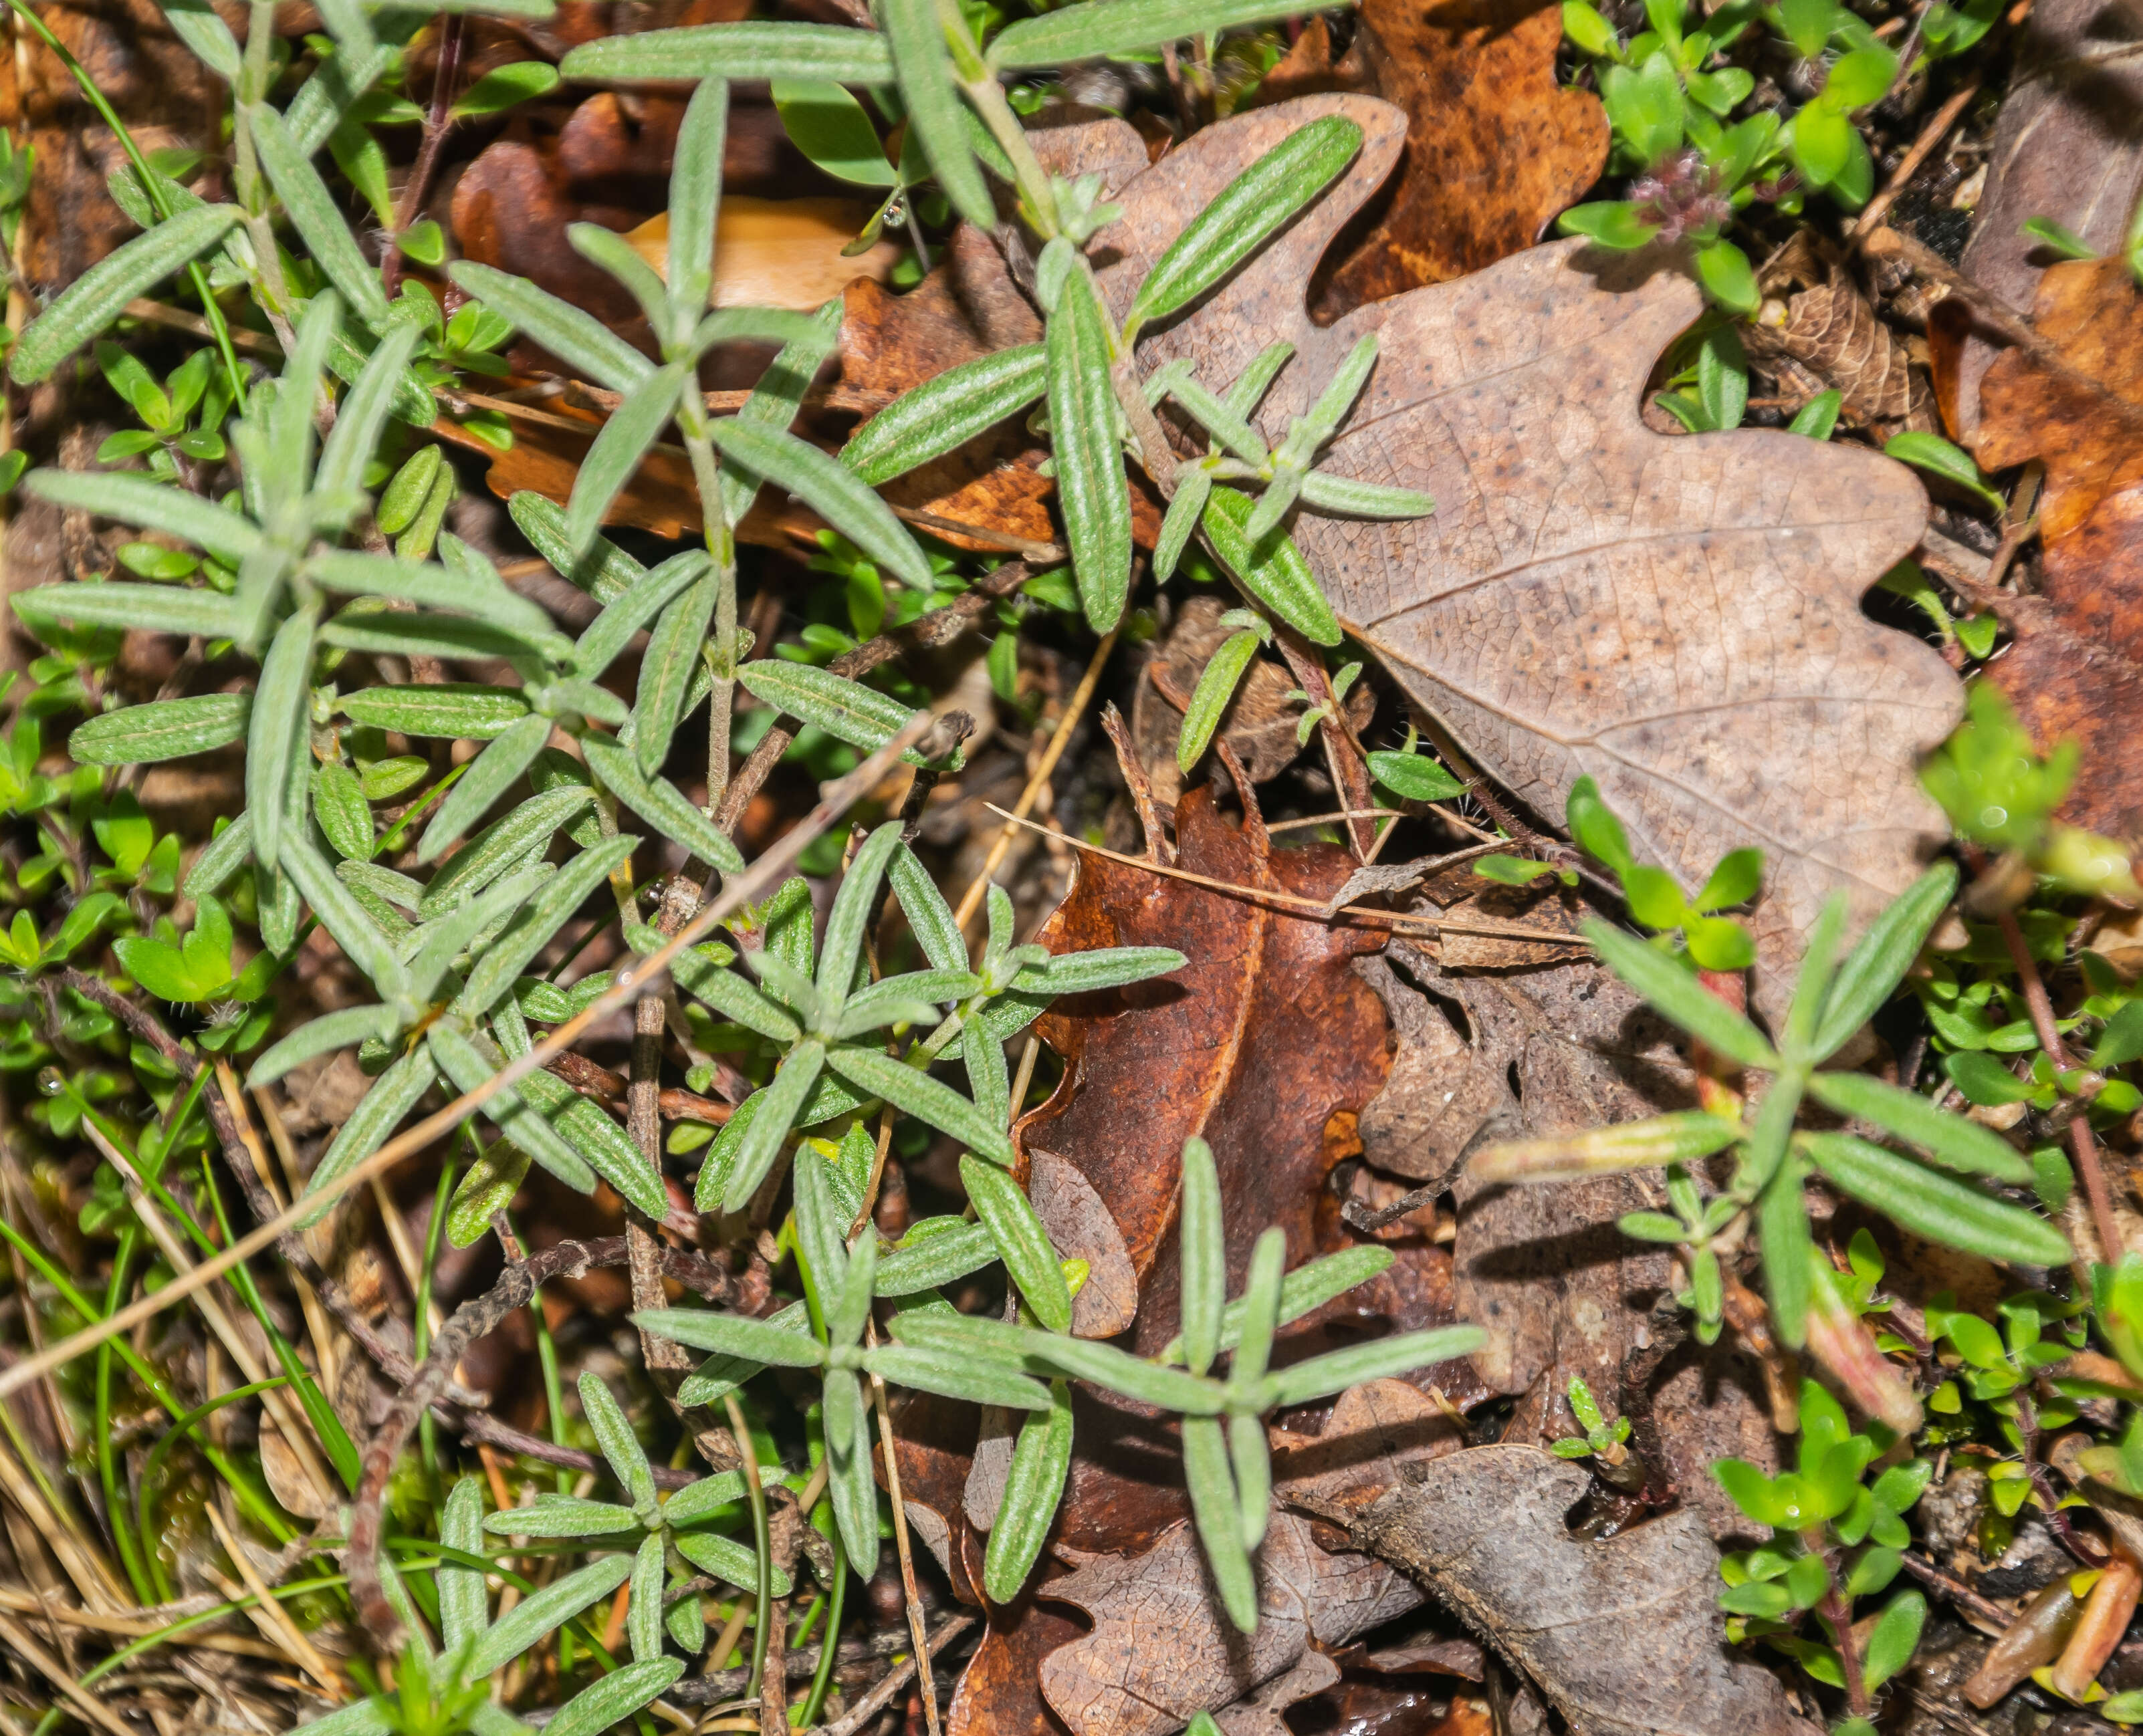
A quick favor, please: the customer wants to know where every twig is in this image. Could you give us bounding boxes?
[1272,624,1377,859]
[868,1350,939,1736]
[0,1607,137,1736]
[1853,80,1981,239]
[350,1236,729,1647]
[982,808,1589,944]
[816,1613,975,1736]
[1900,1550,2013,1632]
[953,624,1123,931]
[380,13,465,299]
[1097,700,1176,866]
[0,709,949,1407]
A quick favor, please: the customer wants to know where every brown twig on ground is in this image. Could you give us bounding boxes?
[1853,80,1982,238]
[1098,700,1177,866]
[817,1613,976,1736]
[1900,1550,2015,1632]
[867,1332,942,1736]
[1272,624,1377,859]
[544,1050,734,1124]
[714,560,1031,836]
[380,13,465,300]
[348,1236,736,1647]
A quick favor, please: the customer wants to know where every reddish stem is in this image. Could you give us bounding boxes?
[1996,908,2123,1265]
[380,14,465,299]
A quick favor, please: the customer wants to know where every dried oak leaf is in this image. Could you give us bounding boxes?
[1946,0,2143,441]
[1078,95,1958,991]
[1359,941,1779,1541]
[1350,1447,1820,1736]
[1746,235,1932,435]
[1970,257,2143,838]
[1312,0,1609,316]
[1038,1511,1424,1736]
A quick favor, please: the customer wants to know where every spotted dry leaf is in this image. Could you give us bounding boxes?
[1051,95,1960,991]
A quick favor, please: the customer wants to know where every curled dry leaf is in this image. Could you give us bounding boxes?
[1351,1447,1822,1736]
[1746,235,1932,435]
[1307,0,1609,315]
[1028,1148,1139,1340]
[1970,257,2143,838]
[1038,1511,1424,1736]
[623,200,903,310]
[1359,940,1780,1539]
[1066,95,1958,994]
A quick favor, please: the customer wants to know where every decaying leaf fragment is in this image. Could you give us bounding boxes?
[1351,1447,1821,1736]
[1970,257,2143,838]
[1072,95,1959,989]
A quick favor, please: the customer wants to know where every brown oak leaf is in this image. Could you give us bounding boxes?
[1312,0,1609,315]
[1351,1447,1821,1736]
[1970,257,2143,840]
[1068,94,1958,991]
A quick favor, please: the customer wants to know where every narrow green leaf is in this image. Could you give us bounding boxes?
[247,104,390,331]
[1200,485,1339,646]
[548,1660,687,1736]
[1177,629,1260,772]
[23,470,261,564]
[419,785,594,918]
[457,834,637,1017]
[818,822,904,1010]
[316,327,424,501]
[247,605,318,874]
[427,1021,601,1194]
[983,1379,1073,1604]
[1154,467,1212,584]
[1263,1325,1488,1408]
[1232,1225,1286,1388]
[990,0,1313,63]
[437,1478,488,1652]
[1127,116,1360,330]
[13,577,242,644]
[1812,862,1960,1060]
[881,0,994,228]
[512,1064,669,1219]
[449,261,655,394]
[1799,1132,2071,1266]
[1805,1072,2030,1184]
[298,1045,437,1225]
[468,1554,635,1678]
[1182,1414,1258,1632]
[445,1138,534,1249]
[859,1343,1053,1409]
[580,1372,658,1513]
[1046,270,1131,633]
[961,1155,1070,1332]
[1583,918,1780,1070]
[717,297,845,525]
[875,1219,999,1295]
[71,693,249,766]
[1179,1135,1224,1375]
[842,346,1046,485]
[418,714,553,864]
[510,491,645,606]
[707,417,931,588]
[672,1528,790,1596]
[247,1003,403,1088]
[824,1043,1012,1165]
[578,733,744,876]
[340,683,532,741]
[10,205,243,383]
[568,363,687,555]
[633,564,715,779]
[1294,470,1434,519]
[480,1495,638,1539]
[312,759,375,862]
[721,1039,827,1214]
[736,661,935,765]
[574,549,709,680]
[560,23,897,86]
[665,78,727,340]
[823,1364,879,1575]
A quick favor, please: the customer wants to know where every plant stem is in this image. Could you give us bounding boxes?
[1996,908,2123,1264]
[723,1390,774,1704]
[1813,1554,1871,1717]
[381,12,465,299]
[675,408,737,820]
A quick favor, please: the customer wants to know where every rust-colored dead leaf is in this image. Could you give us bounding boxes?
[1071,96,1958,993]
[625,199,901,310]
[1971,257,2143,838]
[1038,1511,1425,1736]
[1351,1447,1821,1736]
[1948,0,2143,441]
[1312,0,1608,315]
